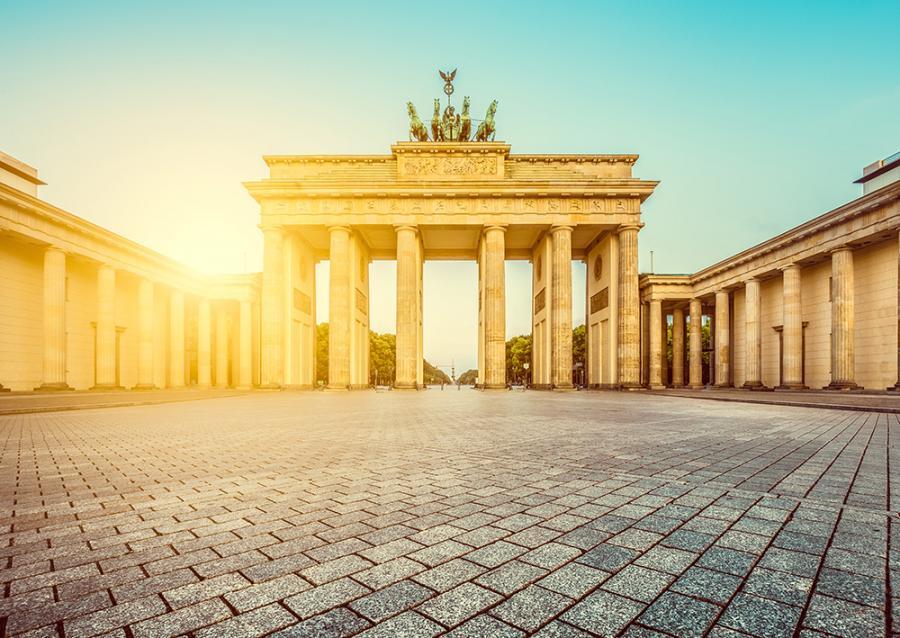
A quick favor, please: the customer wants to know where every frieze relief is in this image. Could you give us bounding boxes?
[401,155,499,177]
[268,196,637,216]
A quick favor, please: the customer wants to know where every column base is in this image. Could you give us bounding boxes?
[236,385,254,390]
[618,383,645,391]
[257,383,282,390]
[393,382,418,390]
[553,383,575,391]
[648,384,666,390]
[776,383,808,391]
[671,383,685,389]
[35,382,73,391]
[90,384,124,391]
[742,382,771,391]
[482,384,508,391]
[530,384,553,391]
[132,384,158,391]
[887,383,900,392]
[824,381,860,391]
[687,383,704,389]
[713,383,733,389]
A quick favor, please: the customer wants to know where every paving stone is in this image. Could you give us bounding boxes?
[561,590,645,636]
[130,598,232,638]
[576,542,638,572]
[697,546,757,577]
[270,607,371,637]
[412,558,485,591]
[719,593,802,638]
[465,540,527,567]
[815,566,885,608]
[538,562,609,598]
[446,613,525,637]
[194,602,296,637]
[638,591,719,638]
[355,611,443,637]
[533,621,594,637]
[350,579,433,622]
[743,566,813,607]
[417,582,502,627]
[224,573,310,612]
[491,584,572,632]
[671,567,742,605]
[634,545,699,575]
[284,578,371,619]
[520,541,581,569]
[353,557,427,590]
[603,565,675,603]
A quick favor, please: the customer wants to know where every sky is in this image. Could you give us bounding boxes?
[2,1,898,373]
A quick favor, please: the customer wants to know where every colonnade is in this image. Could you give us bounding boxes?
[645,243,869,390]
[34,245,252,391]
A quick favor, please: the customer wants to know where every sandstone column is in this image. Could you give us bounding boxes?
[714,290,731,387]
[688,298,703,388]
[648,300,664,389]
[550,225,573,389]
[781,264,806,389]
[893,232,900,390]
[260,225,284,388]
[617,224,641,388]
[135,278,156,389]
[483,225,507,389]
[328,226,351,389]
[672,307,685,387]
[197,299,211,388]
[169,290,185,388]
[743,278,764,389]
[239,299,253,389]
[395,225,419,389]
[216,307,229,388]
[38,247,70,390]
[827,247,858,389]
[93,264,118,389]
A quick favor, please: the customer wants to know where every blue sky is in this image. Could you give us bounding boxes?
[2,1,898,372]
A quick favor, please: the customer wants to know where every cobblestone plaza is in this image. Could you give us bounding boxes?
[1,392,896,637]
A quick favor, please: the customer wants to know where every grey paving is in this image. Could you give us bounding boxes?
[0,390,896,636]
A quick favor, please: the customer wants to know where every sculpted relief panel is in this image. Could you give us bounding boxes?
[402,155,499,178]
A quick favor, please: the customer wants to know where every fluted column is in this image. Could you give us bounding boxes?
[260,225,284,388]
[780,265,806,389]
[197,300,211,388]
[648,300,664,389]
[169,290,185,388]
[328,226,351,389]
[827,247,858,389]
[93,265,118,389]
[483,225,507,389]
[688,298,703,388]
[550,225,573,389]
[38,247,70,390]
[743,278,764,389]
[239,300,253,389]
[617,224,641,388]
[714,290,731,387]
[672,307,685,387]
[216,307,229,388]
[135,278,156,389]
[395,225,419,389]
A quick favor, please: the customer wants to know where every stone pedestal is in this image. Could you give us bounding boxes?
[37,247,71,391]
[672,307,685,387]
[780,265,807,389]
[617,224,641,389]
[395,225,419,389]
[688,298,703,388]
[648,300,664,389]
[327,226,351,390]
[197,300,212,388]
[134,278,156,389]
[169,290,185,388]
[92,265,119,390]
[826,247,859,390]
[550,225,573,389]
[714,290,731,387]
[742,278,765,389]
[260,225,284,389]
[483,225,507,389]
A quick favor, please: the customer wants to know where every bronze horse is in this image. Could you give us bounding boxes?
[459,96,472,142]
[431,99,441,141]
[474,100,497,142]
[407,102,429,142]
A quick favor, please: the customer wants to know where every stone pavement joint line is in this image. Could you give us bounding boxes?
[0,391,897,637]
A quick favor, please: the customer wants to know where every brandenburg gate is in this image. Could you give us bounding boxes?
[244,79,658,390]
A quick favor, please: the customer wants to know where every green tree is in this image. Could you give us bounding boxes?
[424,360,451,385]
[505,334,532,384]
[316,323,329,385]
[369,331,396,385]
[457,369,478,385]
[572,324,586,369]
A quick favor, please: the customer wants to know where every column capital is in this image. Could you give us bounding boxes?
[744,277,760,285]
[830,244,853,256]
[617,223,643,234]
[393,224,418,234]
[328,224,352,234]
[259,223,283,233]
[549,224,574,234]
[779,262,800,272]
[483,224,508,234]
